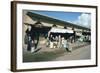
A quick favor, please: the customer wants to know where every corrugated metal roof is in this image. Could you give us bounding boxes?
[27,12,90,31]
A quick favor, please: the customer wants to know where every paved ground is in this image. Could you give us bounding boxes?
[54,45,91,61]
[23,42,91,62]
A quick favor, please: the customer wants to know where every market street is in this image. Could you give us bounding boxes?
[23,42,91,62]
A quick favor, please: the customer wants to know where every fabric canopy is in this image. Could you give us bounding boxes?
[49,28,73,33]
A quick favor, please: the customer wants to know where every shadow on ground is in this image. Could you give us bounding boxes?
[23,49,66,62]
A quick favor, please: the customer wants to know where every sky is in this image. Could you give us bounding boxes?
[31,10,91,28]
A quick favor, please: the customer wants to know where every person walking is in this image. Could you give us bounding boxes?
[58,35,62,48]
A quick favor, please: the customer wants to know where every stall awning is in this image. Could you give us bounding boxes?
[49,28,73,33]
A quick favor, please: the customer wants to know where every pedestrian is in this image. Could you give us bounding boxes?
[31,40,35,53]
[27,36,32,51]
[61,37,65,48]
[67,42,72,52]
[49,35,53,48]
[46,37,50,47]
[58,35,61,48]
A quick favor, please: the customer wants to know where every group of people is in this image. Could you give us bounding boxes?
[24,26,40,53]
[46,34,72,52]
[24,26,73,53]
